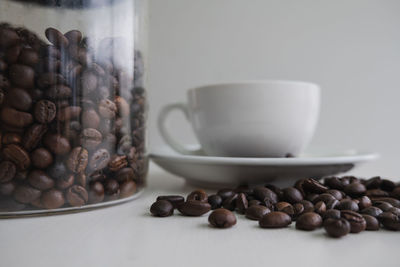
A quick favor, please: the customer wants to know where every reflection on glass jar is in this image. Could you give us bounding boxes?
[0,0,148,213]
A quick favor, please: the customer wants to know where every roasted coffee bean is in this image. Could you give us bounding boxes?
[3,144,30,170]
[43,133,70,155]
[391,187,400,199]
[45,85,71,99]
[337,199,359,212]
[57,106,81,121]
[265,184,283,198]
[150,200,174,217]
[303,178,328,194]
[362,214,380,231]
[157,195,184,209]
[18,48,39,66]
[31,148,53,169]
[222,193,238,211]
[22,124,48,151]
[248,199,262,207]
[6,45,21,64]
[314,201,326,215]
[326,189,344,200]
[7,88,32,111]
[208,194,223,210]
[0,181,16,196]
[66,185,88,207]
[341,210,367,233]
[34,100,56,124]
[41,189,65,209]
[115,167,135,182]
[108,155,128,172]
[13,184,41,204]
[81,109,100,129]
[292,203,305,218]
[275,202,291,212]
[64,30,82,44]
[253,187,278,204]
[323,209,341,220]
[296,212,322,231]
[245,205,271,220]
[28,170,54,190]
[380,179,396,192]
[344,183,366,197]
[56,174,74,190]
[313,193,336,204]
[66,147,89,173]
[88,181,104,204]
[89,148,110,171]
[378,212,400,231]
[98,99,117,119]
[9,64,34,88]
[104,179,120,200]
[178,200,211,216]
[45,27,69,47]
[361,206,383,217]
[0,161,16,183]
[367,189,389,198]
[324,218,351,238]
[187,189,208,202]
[0,27,20,48]
[235,193,248,214]
[2,133,21,145]
[299,200,314,213]
[37,72,65,88]
[115,96,130,117]
[373,201,393,211]
[217,188,236,200]
[326,199,339,210]
[372,197,400,208]
[388,207,400,216]
[364,176,381,189]
[305,193,319,203]
[120,180,137,198]
[75,173,86,187]
[81,70,98,96]
[282,187,303,203]
[208,208,237,228]
[259,211,292,228]
[1,107,33,128]
[358,196,372,210]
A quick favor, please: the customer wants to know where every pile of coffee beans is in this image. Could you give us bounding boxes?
[150,176,400,236]
[0,23,147,211]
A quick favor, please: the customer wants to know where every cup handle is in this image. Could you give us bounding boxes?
[158,102,205,155]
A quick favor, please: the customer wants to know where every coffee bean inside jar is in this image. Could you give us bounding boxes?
[0,23,148,211]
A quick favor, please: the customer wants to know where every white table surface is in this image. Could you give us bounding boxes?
[0,163,399,267]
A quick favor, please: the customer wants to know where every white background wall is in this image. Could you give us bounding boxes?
[148,0,400,178]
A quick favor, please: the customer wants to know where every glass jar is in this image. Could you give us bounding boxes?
[0,0,148,214]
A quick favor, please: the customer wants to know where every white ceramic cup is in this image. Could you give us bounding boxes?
[158,80,321,157]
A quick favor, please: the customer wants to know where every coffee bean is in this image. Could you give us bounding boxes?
[245,205,271,220]
[34,100,56,124]
[64,30,82,45]
[31,148,53,169]
[98,99,117,119]
[0,161,16,183]
[324,218,351,238]
[361,206,383,217]
[115,96,130,117]
[9,64,34,88]
[80,128,102,150]
[380,179,396,192]
[292,203,305,219]
[357,196,372,210]
[18,48,39,66]
[81,70,98,96]
[299,200,314,213]
[1,107,33,128]
[341,210,367,233]
[344,183,366,197]
[104,179,120,200]
[81,109,100,129]
[66,185,88,207]
[303,178,328,194]
[208,208,237,228]
[296,212,322,231]
[313,193,336,204]
[178,200,211,216]
[314,201,326,215]
[305,193,319,203]
[108,155,128,172]
[13,184,41,204]
[222,193,238,211]
[115,167,135,182]
[378,212,400,231]
[3,144,30,170]
[88,181,104,204]
[157,195,184,209]
[150,200,174,217]
[89,148,110,171]
[45,27,69,47]
[275,202,292,212]
[66,147,88,173]
[0,180,16,196]
[207,194,223,210]
[41,189,65,209]
[362,214,379,230]
[22,124,48,151]
[6,45,21,64]
[323,209,341,220]
[259,211,292,228]
[391,187,400,199]
[235,193,248,214]
[187,189,208,202]
[75,173,86,187]
[326,189,344,200]
[45,85,72,99]
[217,188,236,200]
[248,199,262,207]
[282,187,303,203]
[43,133,70,155]
[0,27,20,48]
[7,88,32,111]
[120,180,137,198]
[337,199,359,212]
[253,187,278,204]
[37,72,65,88]
[28,170,54,190]
[373,201,393,211]
[56,174,74,190]
[388,207,400,216]
[366,189,389,198]
[372,197,400,208]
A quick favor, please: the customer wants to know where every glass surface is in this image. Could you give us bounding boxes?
[0,0,148,212]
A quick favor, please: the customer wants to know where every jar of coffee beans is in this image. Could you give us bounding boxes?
[0,0,148,213]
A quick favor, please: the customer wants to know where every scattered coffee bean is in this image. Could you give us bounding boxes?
[296,212,322,231]
[150,200,174,217]
[341,210,367,233]
[222,194,238,211]
[178,200,211,216]
[245,205,271,220]
[282,187,303,204]
[259,211,292,228]
[235,193,248,214]
[362,214,379,231]
[187,189,208,202]
[344,183,366,197]
[378,212,400,231]
[207,194,223,210]
[208,208,237,228]
[324,218,351,238]
[323,209,341,220]
[157,195,184,209]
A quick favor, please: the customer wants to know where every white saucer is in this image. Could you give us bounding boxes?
[150,146,379,188]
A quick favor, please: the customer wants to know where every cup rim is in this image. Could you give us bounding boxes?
[188,80,320,93]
